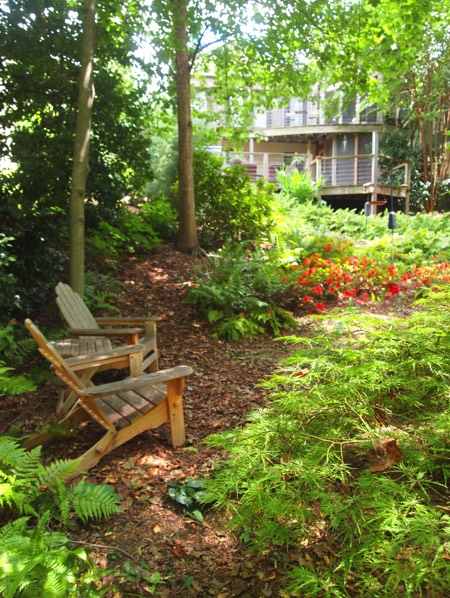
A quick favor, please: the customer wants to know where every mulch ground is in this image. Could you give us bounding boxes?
[1,244,416,596]
[2,245,300,597]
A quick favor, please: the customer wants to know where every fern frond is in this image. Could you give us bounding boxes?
[71,479,122,522]
[37,459,82,490]
[0,437,41,474]
[0,516,30,539]
[13,447,43,479]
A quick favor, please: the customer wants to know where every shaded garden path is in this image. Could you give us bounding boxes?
[3,246,295,597]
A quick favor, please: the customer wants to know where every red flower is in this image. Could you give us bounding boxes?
[388,283,400,295]
[324,243,332,251]
[316,302,325,311]
[291,264,299,270]
[344,289,352,297]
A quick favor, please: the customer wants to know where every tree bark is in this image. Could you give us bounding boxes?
[171,0,199,253]
[70,0,96,295]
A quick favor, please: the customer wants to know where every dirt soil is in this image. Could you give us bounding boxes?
[2,245,304,597]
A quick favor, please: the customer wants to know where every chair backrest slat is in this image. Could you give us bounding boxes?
[55,282,99,330]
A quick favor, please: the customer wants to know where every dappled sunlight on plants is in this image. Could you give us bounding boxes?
[205,289,450,596]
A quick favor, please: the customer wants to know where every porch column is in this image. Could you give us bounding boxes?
[332,137,337,186]
[262,152,269,180]
[306,138,313,173]
[354,134,359,184]
[371,131,379,215]
[248,136,255,164]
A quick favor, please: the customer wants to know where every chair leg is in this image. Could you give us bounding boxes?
[22,405,88,450]
[166,378,186,447]
[73,427,118,477]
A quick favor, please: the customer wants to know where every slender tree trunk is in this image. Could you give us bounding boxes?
[70,0,96,295]
[171,0,199,253]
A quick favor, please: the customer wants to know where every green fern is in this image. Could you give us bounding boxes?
[0,438,122,596]
[37,458,84,490]
[1,438,122,523]
[0,515,101,598]
[71,479,123,522]
[0,361,36,397]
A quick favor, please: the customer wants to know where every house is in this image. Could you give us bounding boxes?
[218,90,411,214]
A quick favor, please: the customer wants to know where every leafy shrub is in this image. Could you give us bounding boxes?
[186,243,296,339]
[276,169,322,203]
[0,213,67,322]
[0,437,122,596]
[205,289,450,596]
[139,195,177,239]
[87,204,162,259]
[182,150,275,246]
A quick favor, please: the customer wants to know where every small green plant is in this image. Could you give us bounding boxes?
[0,437,122,596]
[115,561,165,594]
[186,243,296,339]
[0,323,37,397]
[167,478,210,522]
[83,272,126,315]
[276,169,323,204]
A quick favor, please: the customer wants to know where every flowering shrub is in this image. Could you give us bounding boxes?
[283,242,450,314]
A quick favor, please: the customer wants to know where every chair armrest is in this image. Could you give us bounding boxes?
[66,344,145,370]
[83,365,193,397]
[95,316,162,325]
[68,327,143,337]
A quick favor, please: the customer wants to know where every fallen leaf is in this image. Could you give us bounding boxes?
[368,438,403,472]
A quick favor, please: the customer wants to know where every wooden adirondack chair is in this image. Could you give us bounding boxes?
[24,319,193,479]
[53,282,161,413]
[54,282,160,374]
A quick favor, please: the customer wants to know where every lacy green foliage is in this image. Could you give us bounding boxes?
[206,289,450,596]
[186,243,296,339]
[275,169,323,204]
[188,150,275,247]
[274,201,450,265]
[0,438,122,596]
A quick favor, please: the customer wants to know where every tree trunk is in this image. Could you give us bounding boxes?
[70,0,96,295]
[171,0,199,253]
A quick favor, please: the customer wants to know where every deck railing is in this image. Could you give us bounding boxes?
[223,151,410,193]
[224,152,312,182]
[311,154,409,188]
